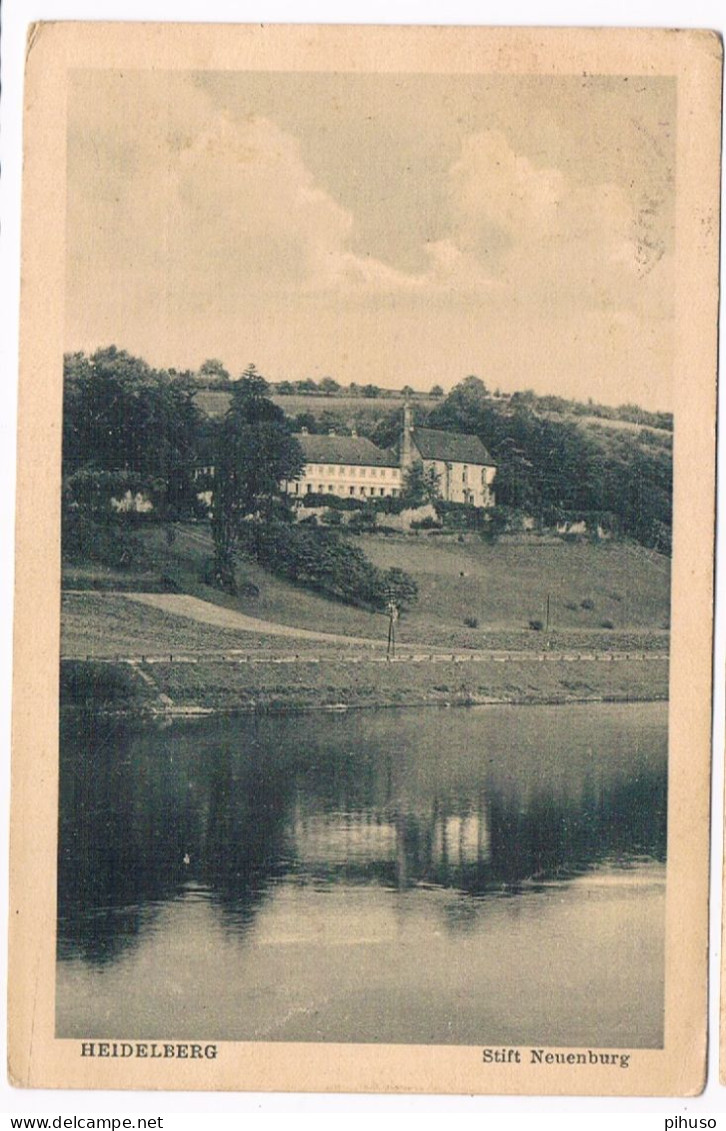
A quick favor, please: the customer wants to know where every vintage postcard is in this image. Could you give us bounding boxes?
[8,23,721,1095]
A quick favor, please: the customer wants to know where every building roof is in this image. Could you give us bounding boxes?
[412,427,494,466]
[295,433,399,468]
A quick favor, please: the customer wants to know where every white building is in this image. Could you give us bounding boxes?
[401,405,496,508]
[284,432,403,499]
[282,408,496,506]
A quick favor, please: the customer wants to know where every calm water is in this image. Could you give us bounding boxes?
[57,702,667,1047]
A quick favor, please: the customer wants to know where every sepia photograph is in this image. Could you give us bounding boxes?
[8,23,720,1095]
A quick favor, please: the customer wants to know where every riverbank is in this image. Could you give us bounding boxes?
[60,652,668,715]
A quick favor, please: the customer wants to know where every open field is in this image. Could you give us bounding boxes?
[540,411,672,439]
[194,389,439,419]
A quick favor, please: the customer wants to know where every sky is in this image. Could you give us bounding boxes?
[65,70,676,409]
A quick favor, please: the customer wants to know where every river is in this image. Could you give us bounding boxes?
[57,701,667,1047]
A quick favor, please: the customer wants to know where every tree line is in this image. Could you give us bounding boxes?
[62,348,673,577]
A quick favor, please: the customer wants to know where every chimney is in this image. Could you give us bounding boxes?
[401,402,414,471]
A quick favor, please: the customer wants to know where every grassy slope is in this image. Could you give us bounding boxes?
[62,523,670,657]
[60,593,358,658]
[357,535,670,634]
[61,654,668,712]
[194,390,438,419]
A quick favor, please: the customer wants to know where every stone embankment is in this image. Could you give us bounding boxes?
[60,647,669,715]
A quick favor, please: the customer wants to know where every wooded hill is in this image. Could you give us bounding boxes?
[63,349,672,554]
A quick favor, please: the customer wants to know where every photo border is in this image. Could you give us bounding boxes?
[8,21,722,1095]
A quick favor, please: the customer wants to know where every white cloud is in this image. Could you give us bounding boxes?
[445,128,671,319]
[65,74,673,404]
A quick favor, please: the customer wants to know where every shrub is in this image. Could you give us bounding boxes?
[62,510,147,570]
[435,501,489,532]
[384,567,419,610]
[479,505,526,542]
[600,619,615,629]
[529,619,544,631]
[60,661,143,707]
[564,601,578,611]
[347,511,377,534]
[580,598,595,610]
[464,616,479,628]
[199,557,259,597]
[238,521,417,612]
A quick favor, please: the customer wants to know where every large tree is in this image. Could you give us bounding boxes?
[62,346,201,515]
[211,370,304,591]
[198,358,230,382]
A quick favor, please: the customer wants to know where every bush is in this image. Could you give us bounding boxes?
[600,619,615,630]
[435,501,489,532]
[238,521,417,612]
[529,619,544,631]
[199,557,259,597]
[347,511,377,534]
[580,598,595,610]
[384,567,419,611]
[479,505,527,542]
[297,493,410,516]
[62,510,147,570]
[60,661,143,707]
[464,616,479,628]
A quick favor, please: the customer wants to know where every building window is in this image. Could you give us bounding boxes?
[349,486,355,495]
[306,484,312,494]
[379,488,385,496]
[463,465,468,484]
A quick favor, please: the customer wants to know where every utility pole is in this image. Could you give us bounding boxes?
[387,599,399,659]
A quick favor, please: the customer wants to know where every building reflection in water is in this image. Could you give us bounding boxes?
[58,703,667,967]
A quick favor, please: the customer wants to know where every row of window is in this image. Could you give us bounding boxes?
[290,483,399,497]
[305,465,399,479]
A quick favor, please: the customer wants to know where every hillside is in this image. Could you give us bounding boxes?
[358,535,670,635]
[62,524,670,657]
[194,389,438,419]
